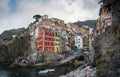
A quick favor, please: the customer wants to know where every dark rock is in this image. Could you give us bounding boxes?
[93,27,120,77]
[0,29,31,66]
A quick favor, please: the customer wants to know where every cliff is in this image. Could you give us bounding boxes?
[0,28,25,43]
[0,28,64,67]
[0,28,32,66]
[93,27,120,77]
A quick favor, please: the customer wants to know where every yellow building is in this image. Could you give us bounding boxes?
[66,24,72,29]
[54,32,60,52]
[79,28,87,33]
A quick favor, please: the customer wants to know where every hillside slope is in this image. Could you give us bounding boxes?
[0,28,25,43]
[73,20,97,28]
[93,28,120,77]
[0,28,32,66]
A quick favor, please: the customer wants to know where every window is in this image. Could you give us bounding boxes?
[45,37,47,40]
[40,46,42,48]
[52,38,54,41]
[106,22,112,26]
[45,47,47,50]
[45,42,47,45]
[51,42,52,45]
[55,43,57,46]
[49,38,51,40]
[58,44,60,46]
[49,33,51,36]
[52,34,54,36]
[55,39,57,41]
[45,32,48,35]
[40,42,43,44]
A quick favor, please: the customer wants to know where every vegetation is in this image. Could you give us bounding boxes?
[33,14,42,21]
[0,28,31,66]
[0,28,25,43]
[93,1,120,76]
[73,20,97,28]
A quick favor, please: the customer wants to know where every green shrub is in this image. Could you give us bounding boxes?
[115,34,120,41]
[96,58,106,65]
[108,52,115,57]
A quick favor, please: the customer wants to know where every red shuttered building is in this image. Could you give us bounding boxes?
[36,28,55,51]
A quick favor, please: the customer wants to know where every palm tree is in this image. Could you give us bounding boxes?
[99,0,120,33]
[33,14,42,22]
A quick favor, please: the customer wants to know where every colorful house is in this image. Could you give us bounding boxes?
[99,4,112,33]
[42,19,51,26]
[36,28,55,51]
[79,28,88,34]
[54,32,60,52]
[103,16,112,28]
[75,36,83,49]
[30,15,87,53]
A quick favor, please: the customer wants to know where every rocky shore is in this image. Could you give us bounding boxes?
[60,65,96,77]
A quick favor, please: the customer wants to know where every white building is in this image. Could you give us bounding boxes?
[75,36,83,49]
[34,27,39,38]
[89,28,93,34]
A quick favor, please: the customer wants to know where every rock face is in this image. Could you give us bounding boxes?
[27,50,64,64]
[0,28,25,43]
[93,28,120,77]
[0,29,32,66]
[60,65,96,77]
[0,28,65,66]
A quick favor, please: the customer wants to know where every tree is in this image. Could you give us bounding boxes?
[99,0,120,33]
[43,15,48,19]
[33,14,42,21]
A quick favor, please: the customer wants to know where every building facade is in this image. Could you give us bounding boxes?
[36,28,54,51]
[75,36,83,49]
[29,15,87,53]
[54,32,60,52]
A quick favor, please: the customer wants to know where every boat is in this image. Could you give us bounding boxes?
[47,69,55,72]
[38,69,55,74]
[38,70,49,74]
